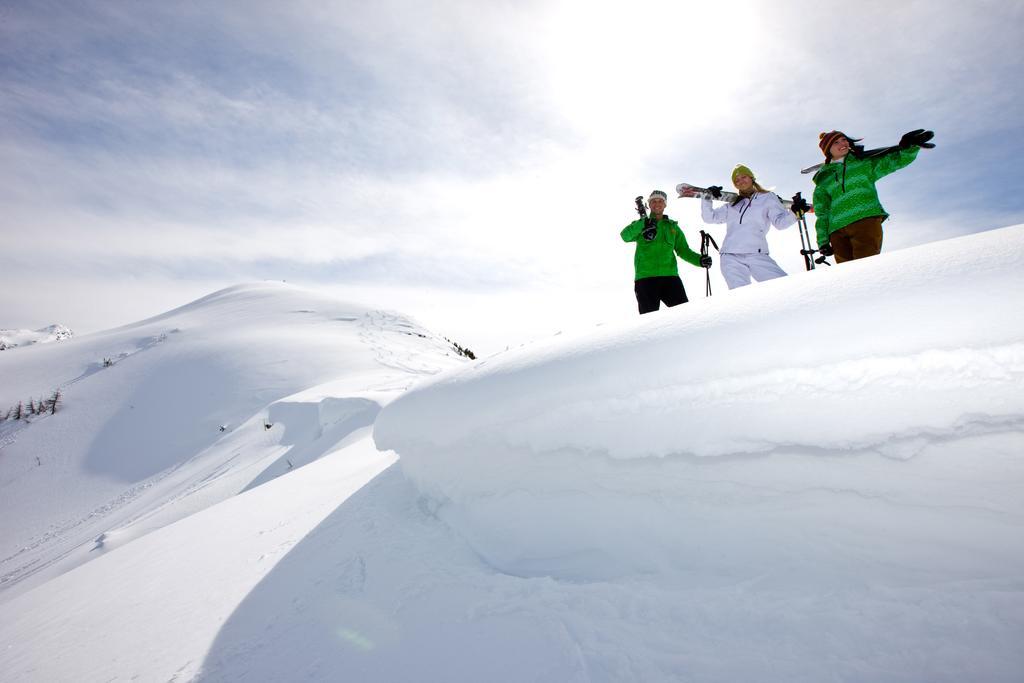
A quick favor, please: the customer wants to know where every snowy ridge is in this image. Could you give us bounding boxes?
[375,225,1024,582]
[376,226,1024,457]
[0,282,466,599]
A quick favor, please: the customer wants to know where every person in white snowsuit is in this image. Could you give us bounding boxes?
[701,164,797,289]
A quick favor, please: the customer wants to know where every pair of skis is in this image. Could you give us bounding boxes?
[798,144,901,175]
[675,182,804,210]
[674,183,829,271]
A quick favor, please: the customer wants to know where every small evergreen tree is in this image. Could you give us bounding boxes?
[14,401,23,420]
[444,337,477,360]
[47,389,62,415]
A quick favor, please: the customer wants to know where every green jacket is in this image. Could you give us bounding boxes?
[620,215,702,280]
[812,147,919,247]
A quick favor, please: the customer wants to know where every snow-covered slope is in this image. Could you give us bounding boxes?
[0,282,466,599]
[375,225,1024,582]
[1,229,1023,682]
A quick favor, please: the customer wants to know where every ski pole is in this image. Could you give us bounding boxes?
[797,213,815,271]
[700,230,718,297]
[791,192,831,270]
[796,219,832,268]
[793,192,813,271]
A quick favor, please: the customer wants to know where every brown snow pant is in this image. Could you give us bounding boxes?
[829,216,885,263]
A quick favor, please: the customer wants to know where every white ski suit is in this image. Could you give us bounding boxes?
[701,192,797,289]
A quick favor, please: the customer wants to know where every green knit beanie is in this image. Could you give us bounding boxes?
[731,164,755,186]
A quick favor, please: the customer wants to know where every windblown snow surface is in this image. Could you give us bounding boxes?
[1,227,1023,682]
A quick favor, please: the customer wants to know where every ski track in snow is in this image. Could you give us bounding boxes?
[62,329,178,388]
[0,455,180,588]
[0,420,28,452]
[359,310,459,380]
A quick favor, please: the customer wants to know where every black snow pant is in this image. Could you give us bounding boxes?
[634,275,688,315]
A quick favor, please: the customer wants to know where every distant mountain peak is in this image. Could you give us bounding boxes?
[0,324,73,350]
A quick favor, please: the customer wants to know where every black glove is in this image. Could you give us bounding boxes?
[705,185,723,200]
[790,193,810,214]
[641,220,657,242]
[699,255,713,268]
[899,129,935,149]
[818,243,834,257]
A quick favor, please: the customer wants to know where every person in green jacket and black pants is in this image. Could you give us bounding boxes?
[621,190,711,314]
[813,129,934,262]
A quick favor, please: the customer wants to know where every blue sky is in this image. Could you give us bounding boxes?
[2,0,1023,353]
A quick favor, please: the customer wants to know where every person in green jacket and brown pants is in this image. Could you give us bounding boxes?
[813,129,934,262]
[621,190,711,314]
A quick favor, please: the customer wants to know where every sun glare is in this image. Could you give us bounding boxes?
[538,1,761,143]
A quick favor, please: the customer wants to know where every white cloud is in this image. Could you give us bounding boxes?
[2,0,1023,347]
